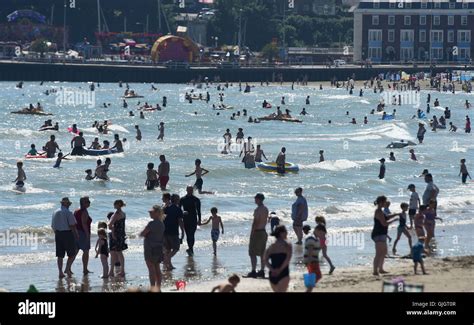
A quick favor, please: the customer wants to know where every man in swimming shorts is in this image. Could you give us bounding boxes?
[158,155,170,191]
[247,193,268,278]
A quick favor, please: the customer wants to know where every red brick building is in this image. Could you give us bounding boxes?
[353,0,473,63]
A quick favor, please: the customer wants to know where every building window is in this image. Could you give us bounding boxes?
[420,30,426,42]
[421,1,428,9]
[420,15,426,25]
[458,30,471,43]
[404,16,411,26]
[401,30,414,42]
[369,29,383,41]
[388,16,395,25]
[401,47,414,61]
[433,16,440,26]
[388,30,395,42]
[368,47,382,59]
[389,2,396,9]
[459,48,470,60]
[434,2,441,9]
[372,15,379,26]
[448,16,454,26]
[461,16,468,26]
[373,1,380,9]
[431,48,443,60]
[449,2,455,9]
[431,30,444,43]
[405,2,411,9]
[462,2,468,9]
[448,30,455,43]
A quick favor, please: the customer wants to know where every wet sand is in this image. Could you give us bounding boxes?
[185,256,474,292]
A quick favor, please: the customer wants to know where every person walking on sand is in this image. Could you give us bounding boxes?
[247,193,269,278]
[291,187,308,245]
[413,237,428,275]
[180,186,202,257]
[392,203,412,256]
[163,194,184,270]
[459,159,471,184]
[276,147,286,175]
[158,155,170,191]
[264,225,292,292]
[157,122,165,141]
[371,196,399,276]
[200,207,224,256]
[315,216,336,274]
[73,197,93,275]
[140,205,165,291]
[185,159,214,195]
[108,200,128,277]
[51,197,79,278]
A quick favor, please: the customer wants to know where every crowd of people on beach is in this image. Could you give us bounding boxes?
[9,71,472,292]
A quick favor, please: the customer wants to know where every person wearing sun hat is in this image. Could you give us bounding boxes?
[140,205,165,291]
[51,197,79,279]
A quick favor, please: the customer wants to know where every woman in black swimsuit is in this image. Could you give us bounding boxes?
[264,225,292,292]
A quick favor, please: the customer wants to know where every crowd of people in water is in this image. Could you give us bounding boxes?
[10,71,473,292]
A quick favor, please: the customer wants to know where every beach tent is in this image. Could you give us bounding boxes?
[7,10,46,24]
[151,35,199,63]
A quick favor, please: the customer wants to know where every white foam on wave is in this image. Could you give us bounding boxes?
[108,125,129,134]
[449,147,468,153]
[360,100,371,104]
[0,184,52,194]
[0,128,37,137]
[0,202,55,211]
[303,160,360,171]
[302,158,379,172]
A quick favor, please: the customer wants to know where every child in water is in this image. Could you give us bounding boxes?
[85,169,95,180]
[13,161,26,189]
[145,163,159,190]
[53,152,70,168]
[95,228,109,278]
[200,207,224,256]
[211,274,240,293]
[28,144,39,156]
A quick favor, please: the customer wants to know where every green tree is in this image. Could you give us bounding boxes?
[261,43,278,62]
[29,38,48,54]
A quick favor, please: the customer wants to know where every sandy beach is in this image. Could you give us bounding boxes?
[185,256,474,292]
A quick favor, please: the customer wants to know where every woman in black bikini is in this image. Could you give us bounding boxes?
[264,225,292,292]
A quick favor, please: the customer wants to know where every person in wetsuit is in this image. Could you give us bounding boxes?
[179,186,201,257]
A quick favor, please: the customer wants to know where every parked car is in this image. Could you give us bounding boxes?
[333,59,346,67]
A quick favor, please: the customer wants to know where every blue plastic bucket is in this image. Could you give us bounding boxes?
[304,273,316,288]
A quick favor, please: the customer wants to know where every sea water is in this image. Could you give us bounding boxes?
[0,81,472,291]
